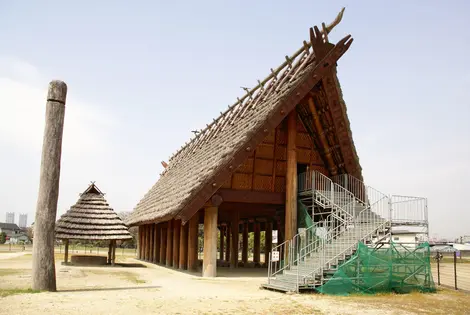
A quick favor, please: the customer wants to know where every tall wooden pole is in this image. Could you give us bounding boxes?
[253,222,261,266]
[32,80,67,292]
[285,112,298,243]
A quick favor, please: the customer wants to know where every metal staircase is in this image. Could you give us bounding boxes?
[264,171,391,293]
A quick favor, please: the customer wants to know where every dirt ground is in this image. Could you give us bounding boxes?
[1,252,469,315]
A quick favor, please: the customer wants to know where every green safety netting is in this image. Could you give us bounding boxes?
[298,200,314,229]
[316,241,436,295]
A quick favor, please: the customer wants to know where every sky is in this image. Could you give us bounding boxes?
[0,1,469,240]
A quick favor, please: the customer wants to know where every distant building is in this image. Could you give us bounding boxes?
[5,212,15,224]
[0,222,30,244]
[19,214,27,228]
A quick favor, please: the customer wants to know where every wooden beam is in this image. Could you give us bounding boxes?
[285,111,298,242]
[217,189,284,205]
[138,226,143,259]
[187,214,199,271]
[203,207,218,277]
[179,222,188,269]
[149,224,154,262]
[307,96,337,175]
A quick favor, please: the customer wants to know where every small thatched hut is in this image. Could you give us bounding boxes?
[55,183,132,265]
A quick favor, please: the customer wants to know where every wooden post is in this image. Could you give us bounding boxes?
[166,220,173,267]
[154,224,161,263]
[242,222,249,265]
[108,241,112,264]
[179,223,188,269]
[254,222,261,266]
[173,220,181,267]
[265,221,273,265]
[203,207,218,277]
[149,224,154,262]
[219,226,224,261]
[225,223,231,263]
[187,213,199,271]
[112,240,116,266]
[64,239,69,264]
[160,227,167,265]
[230,210,239,268]
[32,80,67,292]
[138,226,143,259]
[285,111,298,242]
[143,225,148,261]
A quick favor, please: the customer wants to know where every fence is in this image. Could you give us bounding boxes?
[0,243,137,257]
[433,251,470,292]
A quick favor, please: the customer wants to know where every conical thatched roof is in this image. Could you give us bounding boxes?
[55,183,132,240]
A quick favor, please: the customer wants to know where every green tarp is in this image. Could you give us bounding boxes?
[316,241,436,295]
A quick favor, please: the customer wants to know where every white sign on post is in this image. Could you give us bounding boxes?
[272,230,278,244]
[271,250,280,262]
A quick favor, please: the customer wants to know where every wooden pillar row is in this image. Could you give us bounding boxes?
[138,226,142,259]
[188,214,199,271]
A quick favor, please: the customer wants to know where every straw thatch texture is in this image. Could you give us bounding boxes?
[55,184,132,240]
[127,25,359,226]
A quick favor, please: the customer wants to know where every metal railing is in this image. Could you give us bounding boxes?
[390,195,428,226]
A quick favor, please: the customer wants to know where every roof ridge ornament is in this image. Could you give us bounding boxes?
[322,7,346,43]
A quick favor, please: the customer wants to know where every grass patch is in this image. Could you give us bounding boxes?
[0,288,40,298]
[335,289,470,314]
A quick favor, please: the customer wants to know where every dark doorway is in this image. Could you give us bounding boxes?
[297,163,308,176]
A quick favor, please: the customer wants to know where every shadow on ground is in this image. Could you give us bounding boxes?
[59,285,160,293]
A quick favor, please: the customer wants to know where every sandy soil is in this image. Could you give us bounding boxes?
[1,253,469,315]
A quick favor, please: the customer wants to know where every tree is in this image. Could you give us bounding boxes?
[0,232,6,244]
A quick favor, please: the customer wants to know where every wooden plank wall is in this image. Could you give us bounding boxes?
[220,114,329,193]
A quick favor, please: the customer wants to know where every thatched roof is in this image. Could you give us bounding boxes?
[127,11,360,227]
[55,183,132,240]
